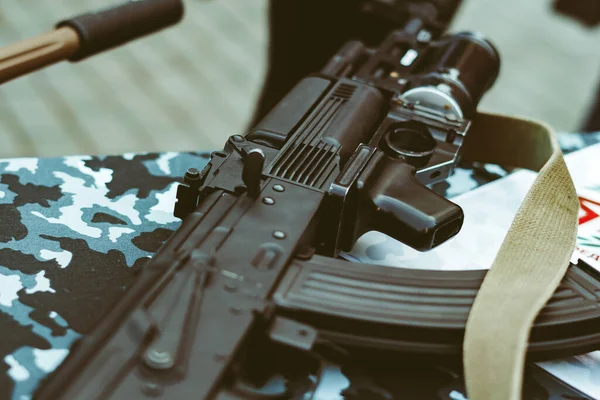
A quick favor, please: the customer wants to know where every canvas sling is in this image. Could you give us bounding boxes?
[460,112,580,400]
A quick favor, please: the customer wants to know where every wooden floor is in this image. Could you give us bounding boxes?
[0,0,268,158]
[0,0,599,159]
[451,0,600,131]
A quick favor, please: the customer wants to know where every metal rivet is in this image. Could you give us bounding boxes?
[144,350,174,370]
[185,167,200,179]
[141,382,163,397]
[224,283,237,293]
[273,231,286,240]
[232,135,244,142]
[273,184,285,192]
[389,71,399,79]
[229,306,242,315]
[397,78,408,85]
[263,196,275,205]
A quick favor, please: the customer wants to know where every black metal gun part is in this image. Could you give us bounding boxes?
[250,0,465,126]
[34,8,600,400]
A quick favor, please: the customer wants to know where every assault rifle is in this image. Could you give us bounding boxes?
[1,0,599,399]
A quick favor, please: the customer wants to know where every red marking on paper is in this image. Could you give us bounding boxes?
[579,196,600,225]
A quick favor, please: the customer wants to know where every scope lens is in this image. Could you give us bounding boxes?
[404,31,501,117]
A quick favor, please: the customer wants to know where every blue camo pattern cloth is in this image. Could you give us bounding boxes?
[0,151,209,399]
[0,132,598,399]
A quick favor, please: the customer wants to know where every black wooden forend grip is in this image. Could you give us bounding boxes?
[57,0,184,61]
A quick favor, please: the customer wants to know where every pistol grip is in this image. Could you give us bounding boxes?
[354,150,463,251]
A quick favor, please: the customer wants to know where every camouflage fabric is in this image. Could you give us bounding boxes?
[0,151,210,399]
[0,132,598,399]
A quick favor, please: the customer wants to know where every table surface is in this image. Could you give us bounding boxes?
[1,132,600,400]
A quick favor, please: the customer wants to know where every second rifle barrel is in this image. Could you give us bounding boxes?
[0,28,79,85]
[0,0,183,85]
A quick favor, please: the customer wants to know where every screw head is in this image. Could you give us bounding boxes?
[144,349,174,370]
[185,168,200,178]
[263,196,275,205]
[232,135,244,142]
[184,168,202,186]
[389,71,399,79]
[273,184,285,192]
[273,231,286,240]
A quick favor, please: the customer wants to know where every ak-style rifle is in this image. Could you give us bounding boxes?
[1,1,598,399]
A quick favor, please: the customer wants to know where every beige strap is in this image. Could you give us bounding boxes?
[460,112,580,400]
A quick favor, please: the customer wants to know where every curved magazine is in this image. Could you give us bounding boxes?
[274,255,600,361]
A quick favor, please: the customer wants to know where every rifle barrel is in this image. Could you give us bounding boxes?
[0,0,183,85]
[0,27,79,85]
